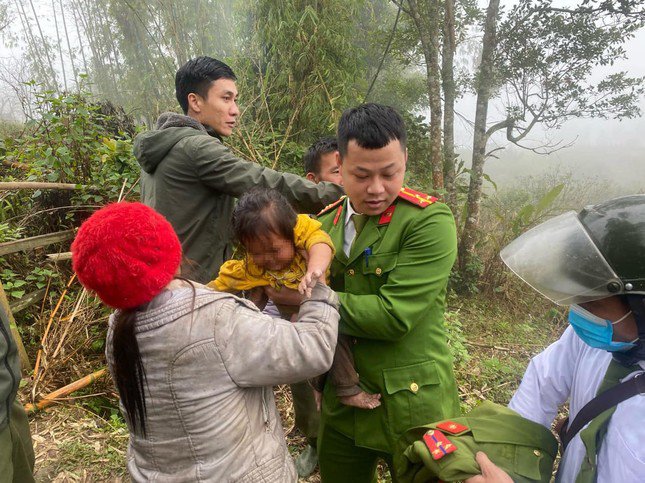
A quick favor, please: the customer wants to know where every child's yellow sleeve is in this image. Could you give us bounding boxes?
[293,214,335,255]
[207,259,270,292]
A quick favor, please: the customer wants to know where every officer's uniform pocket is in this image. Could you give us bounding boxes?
[382,360,442,437]
[467,419,553,482]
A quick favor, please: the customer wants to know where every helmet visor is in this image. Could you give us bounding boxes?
[500,211,621,305]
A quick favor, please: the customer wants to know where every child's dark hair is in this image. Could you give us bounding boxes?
[175,56,237,114]
[337,103,406,157]
[303,137,338,175]
[232,188,298,247]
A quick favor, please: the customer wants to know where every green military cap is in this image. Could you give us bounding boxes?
[394,401,558,483]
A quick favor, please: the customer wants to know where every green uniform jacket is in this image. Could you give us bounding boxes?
[318,192,460,453]
[134,112,344,283]
[395,401,558,483]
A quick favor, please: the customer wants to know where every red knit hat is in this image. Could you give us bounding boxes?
[71,202,182,309]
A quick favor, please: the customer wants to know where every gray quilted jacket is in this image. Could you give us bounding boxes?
[106,281,339,482]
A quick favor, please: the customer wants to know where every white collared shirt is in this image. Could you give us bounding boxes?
[343,199,360,257]
[509,326,645,482]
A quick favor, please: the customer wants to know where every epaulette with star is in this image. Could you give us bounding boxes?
[317,195,347,217]
[422,429,457,460]
[398,187,437,208]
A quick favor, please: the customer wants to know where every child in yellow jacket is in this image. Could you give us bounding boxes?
[209,189,334,300]
[209,188,380,410]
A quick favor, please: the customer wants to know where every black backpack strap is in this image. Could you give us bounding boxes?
[561,370,645,450]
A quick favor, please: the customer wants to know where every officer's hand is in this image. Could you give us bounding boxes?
[464,452,514,483]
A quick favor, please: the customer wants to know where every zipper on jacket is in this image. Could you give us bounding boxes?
[261,388,270,432]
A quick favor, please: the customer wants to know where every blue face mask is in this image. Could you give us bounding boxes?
[568,304,638,352]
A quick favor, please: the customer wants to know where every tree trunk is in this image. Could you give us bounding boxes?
[458,0,500,277]
[407,0,444,190]
[442,0,457,212]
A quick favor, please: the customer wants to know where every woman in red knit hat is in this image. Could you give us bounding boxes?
[71,202,339,482]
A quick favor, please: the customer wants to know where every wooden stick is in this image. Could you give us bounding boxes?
[0,230,75,256]
[0,181,89,191]
[0,282,32,372]
[25,368,107,413]
[32,273,76,383]
[45,252,72,262]
[9,288,47,314]
[465,340,512,351]
[2,159,30,170]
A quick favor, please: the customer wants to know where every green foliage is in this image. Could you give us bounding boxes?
[444,309,471,369]
[1,86,139,206]
[509,183,564,238]
[495,0,645,140]
[0,222,23,242]
[242,0,365,142]
[1,266,59,299]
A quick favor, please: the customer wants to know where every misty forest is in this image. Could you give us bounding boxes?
[0,0,644,481]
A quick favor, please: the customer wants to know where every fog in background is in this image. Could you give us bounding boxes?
[455,4,645,192]
[0,1,643,192]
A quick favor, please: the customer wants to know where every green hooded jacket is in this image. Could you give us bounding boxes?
[134,113,344,283]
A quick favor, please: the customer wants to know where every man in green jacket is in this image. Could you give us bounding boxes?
[315,104,460,482]
[134,57,343,283]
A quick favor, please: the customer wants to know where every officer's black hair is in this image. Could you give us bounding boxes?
[337,103,407,157]
[304,137,338,175]
[175,57,237,114]
[232,188,298,249]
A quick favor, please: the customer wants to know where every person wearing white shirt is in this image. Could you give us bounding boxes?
[467,195,645,483]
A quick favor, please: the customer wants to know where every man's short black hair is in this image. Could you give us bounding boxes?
[337,103,407,157]
[175,57,237,114]
[303,137,338,175]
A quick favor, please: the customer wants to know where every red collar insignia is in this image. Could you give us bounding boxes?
[378,205,396,225]
[436,421,469,435]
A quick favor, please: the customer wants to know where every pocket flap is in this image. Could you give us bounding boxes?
[383,360,440,395]
[362,252,398,275]
[467,414,558,458]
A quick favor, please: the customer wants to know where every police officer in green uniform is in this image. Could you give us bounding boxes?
[315,103,460,482]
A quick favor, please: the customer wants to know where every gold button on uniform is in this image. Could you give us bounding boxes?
[347,269,355,276]
[375,267,383,276]
[533,449,541,457]
[410,382,419,393]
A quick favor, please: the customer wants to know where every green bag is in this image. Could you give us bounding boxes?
[394,401,558,483]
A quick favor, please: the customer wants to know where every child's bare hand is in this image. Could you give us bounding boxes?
[298,269,325,298]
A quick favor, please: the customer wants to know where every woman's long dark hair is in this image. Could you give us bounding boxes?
[110,277,196,438]
[111,308,148,437]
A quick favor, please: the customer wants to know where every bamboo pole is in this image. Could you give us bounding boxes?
[32,273,76,383]
[0,182,86,191]
[0,230,75,257]
[0,282,32,372]
[25,368,107,413]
